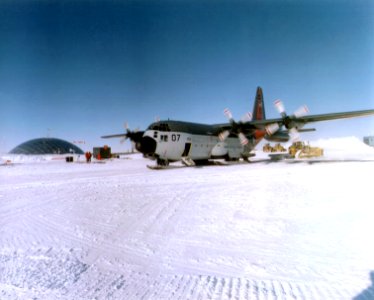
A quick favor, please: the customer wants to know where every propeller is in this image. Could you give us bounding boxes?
[120,122,129,144]
[105,122,140,146]
[219,108,252,146]
[120,122,137,143]
[102,123,145,153]
[265,123,280,135]
[266,99,309,141]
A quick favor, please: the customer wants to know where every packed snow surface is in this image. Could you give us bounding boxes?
[1,137,374,299]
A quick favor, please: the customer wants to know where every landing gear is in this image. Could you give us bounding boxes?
[147,158,170,170]
[156,158,169,167]
[241,156,249,162]
[224,155,239,162]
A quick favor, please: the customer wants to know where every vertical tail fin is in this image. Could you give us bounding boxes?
[252,86,266,120]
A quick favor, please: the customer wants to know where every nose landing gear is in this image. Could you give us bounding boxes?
[156,158,169,167]
[147,158,169,170]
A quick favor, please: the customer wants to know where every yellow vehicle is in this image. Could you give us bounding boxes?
[263,143,287,153]
[288,141,323,158]
[263,143,273,152]
[273,143,286,152]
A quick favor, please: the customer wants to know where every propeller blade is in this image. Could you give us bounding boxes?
[221,108,251,146]
[224,108,233,121]
[121,122,139,143]
[219,130,230,141]
[241,112,252,123]
[274,99,286,115]
[131,141,136,152]
[265,123,280,135]
[293,105,309,118]
[238,133,249,146]
[289,127,300,142]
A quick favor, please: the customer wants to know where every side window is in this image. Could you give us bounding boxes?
[154,131,158,138]
[160,135,168,142]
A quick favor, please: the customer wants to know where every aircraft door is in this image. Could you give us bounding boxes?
[181,143,191,157]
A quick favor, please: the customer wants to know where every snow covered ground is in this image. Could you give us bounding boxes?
[1,137,374,299]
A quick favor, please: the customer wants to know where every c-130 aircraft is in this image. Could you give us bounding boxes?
[102,87,374,168]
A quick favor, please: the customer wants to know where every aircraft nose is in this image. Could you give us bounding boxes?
[139,136,157,155]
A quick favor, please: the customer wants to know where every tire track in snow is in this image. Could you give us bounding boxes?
[0,246,361,299]
[3,183,187,276]
[82,195,176,267]
[3,161,372,299]
[79,185,190,273]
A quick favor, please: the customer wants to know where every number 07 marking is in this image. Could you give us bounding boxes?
[171,134,180,142]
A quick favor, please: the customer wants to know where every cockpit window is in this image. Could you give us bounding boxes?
[149,123,171,132]
[159,123,170,131]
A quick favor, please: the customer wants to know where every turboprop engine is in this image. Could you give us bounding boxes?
[211,142,228,156]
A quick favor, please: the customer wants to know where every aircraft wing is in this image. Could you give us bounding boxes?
[290,109,374,123]
[101,130,145,143]
[249,109,374,128]
[101,133,128,138]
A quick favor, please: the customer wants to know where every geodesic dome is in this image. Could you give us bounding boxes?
[9,138,84,155]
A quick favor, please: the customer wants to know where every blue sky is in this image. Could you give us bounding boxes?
[1,0,373,153]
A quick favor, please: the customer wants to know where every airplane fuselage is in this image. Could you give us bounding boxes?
[140,120,259,164]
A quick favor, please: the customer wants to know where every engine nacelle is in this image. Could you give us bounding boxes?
[265,131,290,142]
[211,142,228,156]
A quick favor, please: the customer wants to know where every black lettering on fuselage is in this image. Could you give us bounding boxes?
[171,134,180,142]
